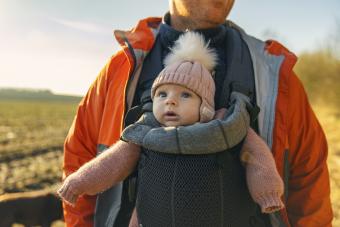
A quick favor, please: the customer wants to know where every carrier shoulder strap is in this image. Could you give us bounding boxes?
[123,35,163,128]
[216,26,270,226]
[219,26,259,131]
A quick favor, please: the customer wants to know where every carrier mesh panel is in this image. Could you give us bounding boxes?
[137,151,174,227]
[137,146,267,227]
[173,155,221,227]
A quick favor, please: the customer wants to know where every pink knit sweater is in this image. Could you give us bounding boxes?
[58,128,284,213]
[242,128,284,213]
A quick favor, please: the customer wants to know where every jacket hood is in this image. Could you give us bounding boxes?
[114,17,162,52]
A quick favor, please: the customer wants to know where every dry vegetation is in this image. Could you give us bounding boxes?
[1,48,340,226]
[0,98,78,226]
[314,106,340,227]
[295,49,340,226]
[0,99,77,194]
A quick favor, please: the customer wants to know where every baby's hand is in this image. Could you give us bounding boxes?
[57,173,82,206]
[214,108,227,120]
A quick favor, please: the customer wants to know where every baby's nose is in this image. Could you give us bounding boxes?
[165,97,177,105]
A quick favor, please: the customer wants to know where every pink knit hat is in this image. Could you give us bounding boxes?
[151,32,217,123]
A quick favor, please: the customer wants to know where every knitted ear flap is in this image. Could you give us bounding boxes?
[200,99,215,122]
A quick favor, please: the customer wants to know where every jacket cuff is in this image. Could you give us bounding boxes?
[255,191,285,213]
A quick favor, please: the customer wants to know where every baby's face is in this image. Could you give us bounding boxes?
[153,84,201,127]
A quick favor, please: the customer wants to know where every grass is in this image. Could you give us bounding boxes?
[0,99,77,154]
[0,98,79,194]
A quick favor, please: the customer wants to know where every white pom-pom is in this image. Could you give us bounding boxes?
[164,32,217,72]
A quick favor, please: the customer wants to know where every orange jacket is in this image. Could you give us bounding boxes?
[62,17,333,227]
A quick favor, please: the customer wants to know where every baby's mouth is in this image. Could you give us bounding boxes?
[164,111,179,120]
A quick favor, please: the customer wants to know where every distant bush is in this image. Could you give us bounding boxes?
[0,88,82,103]
[294,50,340,107]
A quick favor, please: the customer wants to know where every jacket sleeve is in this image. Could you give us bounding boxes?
[286,72,333,226]
[62,52,126,227]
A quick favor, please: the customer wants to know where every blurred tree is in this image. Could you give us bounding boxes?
[294,50,340,107]
[294,19,340,107]
[328,19,340,59]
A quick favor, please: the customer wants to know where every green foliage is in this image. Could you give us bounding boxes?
[294,50,340,107]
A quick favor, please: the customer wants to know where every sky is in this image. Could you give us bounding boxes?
[0,0,339,96]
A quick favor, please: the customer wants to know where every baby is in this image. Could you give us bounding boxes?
[58,32,284,225]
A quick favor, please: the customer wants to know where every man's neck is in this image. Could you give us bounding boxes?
[169,14,222,31]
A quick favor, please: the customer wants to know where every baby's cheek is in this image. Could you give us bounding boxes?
[153,109,164,125]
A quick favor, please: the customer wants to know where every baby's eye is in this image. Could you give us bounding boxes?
[158,91,167,98]
[181,92,192,98]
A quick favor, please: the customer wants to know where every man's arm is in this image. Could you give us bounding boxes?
[286,73,333,226]
[62,52,127,227]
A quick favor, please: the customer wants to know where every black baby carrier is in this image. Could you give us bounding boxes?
[134,92,265,227]
[133,28,269,227]
[137,140,260,227]
[98,25,272,227]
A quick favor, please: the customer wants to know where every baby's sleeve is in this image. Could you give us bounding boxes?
[241,128,284,213]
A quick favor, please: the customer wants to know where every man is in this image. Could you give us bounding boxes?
[62,0,333,226]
